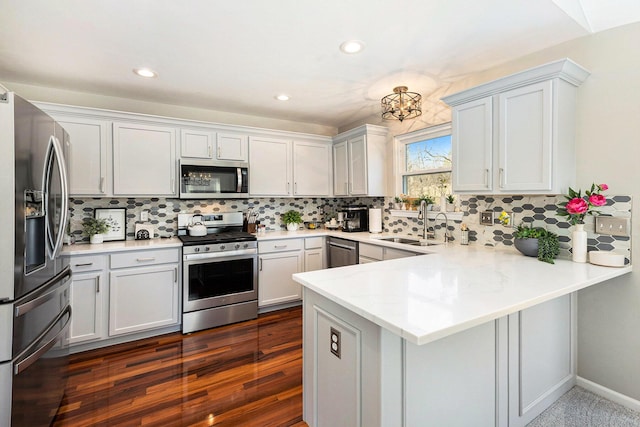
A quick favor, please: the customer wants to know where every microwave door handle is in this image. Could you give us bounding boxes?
[237,167,242,193]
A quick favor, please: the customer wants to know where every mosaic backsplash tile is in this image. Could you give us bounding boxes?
[69,194,631,263]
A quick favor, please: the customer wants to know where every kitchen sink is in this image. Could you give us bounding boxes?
[376,237,441,246]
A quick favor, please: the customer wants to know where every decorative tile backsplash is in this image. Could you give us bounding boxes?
[69,194,631,262]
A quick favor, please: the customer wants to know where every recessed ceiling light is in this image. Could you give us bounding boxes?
[133,68,157,78]
[339,40,365,54]
[275,94,290,101]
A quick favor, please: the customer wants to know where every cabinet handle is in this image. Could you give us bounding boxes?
[217,146,221,159]
[100,177,105,193]
[287,182,290,195]
[499,168,504,188]
[484,169,489,188]
[274,245,288,249]
[96,276,100,293]
[174,267,178,283]
[259,258,263,272]
[294,182,297,194]
[208,145,212,158]
[136,257,156,262]
[74,262,93,267]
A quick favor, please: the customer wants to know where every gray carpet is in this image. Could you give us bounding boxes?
[527,386,640,427]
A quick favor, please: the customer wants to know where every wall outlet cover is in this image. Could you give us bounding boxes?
[480,211,493,225]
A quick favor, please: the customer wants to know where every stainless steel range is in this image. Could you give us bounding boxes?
[177,212,257,333]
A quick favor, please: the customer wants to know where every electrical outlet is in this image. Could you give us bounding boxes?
[140,210,149,222]
[330,327,341,359]
[480,211,493,225]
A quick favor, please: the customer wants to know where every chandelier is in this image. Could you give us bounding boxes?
[380,86,422,122]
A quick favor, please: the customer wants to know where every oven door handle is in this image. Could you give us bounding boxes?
[183,249,257,261]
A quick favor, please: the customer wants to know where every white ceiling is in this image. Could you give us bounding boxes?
[1,0,638,129]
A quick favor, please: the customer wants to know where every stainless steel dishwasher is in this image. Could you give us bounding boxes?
[327,237,358,268]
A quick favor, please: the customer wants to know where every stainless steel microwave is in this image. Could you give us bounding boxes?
[179,160,249,199]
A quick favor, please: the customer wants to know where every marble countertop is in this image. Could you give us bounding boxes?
[292,244,632,346]
[61,236,183,255]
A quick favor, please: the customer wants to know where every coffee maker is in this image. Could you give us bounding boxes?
[341,205,368,232]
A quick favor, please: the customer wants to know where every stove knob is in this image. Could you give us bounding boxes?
[220,245,226,251]
[205,246,211,252]
[194,247,200,253]
[243,243,249,249]
[235,243,240,249]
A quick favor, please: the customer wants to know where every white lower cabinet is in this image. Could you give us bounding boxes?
[359,242,417,263]
[258,239,304,307]
[68,255,107,344]
[303,288,575,427]
[304,237,325,272]
[64,247,181,351]
[109,263,180,336]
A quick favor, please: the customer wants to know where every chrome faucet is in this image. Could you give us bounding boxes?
[433,212,452,242]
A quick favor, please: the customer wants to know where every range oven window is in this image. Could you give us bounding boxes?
[187,258,254,301]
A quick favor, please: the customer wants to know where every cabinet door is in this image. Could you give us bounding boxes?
[348,135,367,195]
[56,117,110,196]
[293,141,330,196]
[249,136,291,196]
[383,247,417,260]
[113,122,177,196]
[217,133,248,161]
[333,141,348,196]
[451,97,493,192]
[508,294,574,427]
[181,129,213,159]
[109,264,180,336]
[498,81,553,192]
[305,248,324,272]
[68,270,105,344]
[258,251,303,306]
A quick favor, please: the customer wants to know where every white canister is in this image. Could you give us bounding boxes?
[369,208,382,233]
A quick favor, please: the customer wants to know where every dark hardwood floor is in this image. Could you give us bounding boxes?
[53,307,307,427]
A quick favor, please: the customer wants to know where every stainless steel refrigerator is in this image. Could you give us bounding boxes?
[0,92,71,426]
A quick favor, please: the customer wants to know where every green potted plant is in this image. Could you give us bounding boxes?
[514,224,560,264]
[282,210,303,231]
[83,217,110,244]
[393,196,403,210]
[446,194,455,212]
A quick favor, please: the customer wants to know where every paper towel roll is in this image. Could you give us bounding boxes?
[369,208,382,233]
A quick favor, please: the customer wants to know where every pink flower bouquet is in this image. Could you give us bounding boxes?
[557,183,608,225]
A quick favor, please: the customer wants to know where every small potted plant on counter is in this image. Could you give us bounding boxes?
[282,210,303,231]
[83,217,110,244]
[514,224,560,264]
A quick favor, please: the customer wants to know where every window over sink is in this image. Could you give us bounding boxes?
[396,123,451,198]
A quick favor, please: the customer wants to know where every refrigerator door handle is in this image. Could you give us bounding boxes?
[43,135,69,260]
[14,266,71,317]
[14,305,71,375]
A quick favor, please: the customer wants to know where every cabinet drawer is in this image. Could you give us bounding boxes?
[259,239,303,254]
[68,254,107,272]
[305,237,324,249]
[359,243,383,260]
[110,248,180,269]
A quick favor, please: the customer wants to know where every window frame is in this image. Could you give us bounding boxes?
[394,122,452,196]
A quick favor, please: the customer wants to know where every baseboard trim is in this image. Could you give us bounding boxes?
[576,376,640,413]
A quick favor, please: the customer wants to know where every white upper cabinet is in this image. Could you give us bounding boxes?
[249,135,331,197]
[332,124,388,197]
[217,133,248,161]
[293,141,331,196]
[55,116,111,196]
[249,136,291,196]
[180,128,214,159]
[442,58,590,195]
[113,122,177,196]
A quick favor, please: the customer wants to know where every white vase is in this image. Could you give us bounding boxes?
[572,223,587,263]
[90,233,104,244]
[286,223,298,231]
